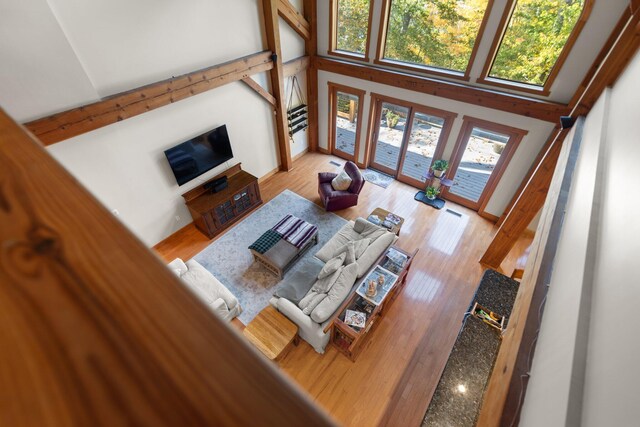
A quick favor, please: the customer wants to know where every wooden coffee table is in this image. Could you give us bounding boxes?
[367,207,404,235]
[243,306,298,361]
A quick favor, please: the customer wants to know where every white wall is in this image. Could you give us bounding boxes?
[0,0,309,246]
[318,70,555,218]
[520,49,640,426]
[317,0,628,103]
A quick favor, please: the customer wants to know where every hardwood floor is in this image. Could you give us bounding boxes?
[154,152,532,427]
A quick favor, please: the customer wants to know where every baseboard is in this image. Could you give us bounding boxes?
[318,146,330,154]
[258,166,280,183]
[292,147,309,162]
[478,211,500,223]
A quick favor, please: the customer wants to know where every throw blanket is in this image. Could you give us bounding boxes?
[248,229,282,254]
[272,214,317,249]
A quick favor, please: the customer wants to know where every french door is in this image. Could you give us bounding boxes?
[328,82,365,162]
[442,116,527,212]
[368,95,457,188]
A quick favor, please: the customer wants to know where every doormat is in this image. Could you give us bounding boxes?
[361,168,394,189]
[415,191,445,209]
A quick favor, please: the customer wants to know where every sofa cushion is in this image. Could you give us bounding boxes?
[356,232,396,278]
[318,252,346,279]
[336,238,371,262]
[331,168,353,191]
[311,262,358,323]
[315,221,363,262]
[183,259,238,309]
[300,291,327,315]
[274,257,324,305]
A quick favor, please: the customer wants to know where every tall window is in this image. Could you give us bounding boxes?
[485,0,590,90]
[330,0,373,59]
[379,0,491,76]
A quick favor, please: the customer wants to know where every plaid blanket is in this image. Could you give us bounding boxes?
[248,229,282,254]
[272,214,317,249]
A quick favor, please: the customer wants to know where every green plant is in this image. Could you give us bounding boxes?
[432,159,449,171]
[386,111,400,128]
[425,186,440,199]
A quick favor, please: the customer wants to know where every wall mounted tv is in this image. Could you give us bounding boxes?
[164,125,234,186]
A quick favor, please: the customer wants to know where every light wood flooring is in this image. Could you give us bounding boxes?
[154,152,531,427]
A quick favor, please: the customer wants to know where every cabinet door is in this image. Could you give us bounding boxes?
[232,187,253,215]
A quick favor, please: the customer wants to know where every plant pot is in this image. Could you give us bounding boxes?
[434,169,445,178]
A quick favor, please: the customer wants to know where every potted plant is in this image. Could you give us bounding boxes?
[425,186,440,200]
[432,159,448,178]
[386,110,400,129]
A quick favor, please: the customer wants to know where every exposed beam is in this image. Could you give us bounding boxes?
[316,57,570,123]
[283,55,310,77]
[25,51,274,146]
[277,0,311,40]
[303,0,318,152]
[241,77,276,106]
[0,107,336,426]
[263,0,292,171]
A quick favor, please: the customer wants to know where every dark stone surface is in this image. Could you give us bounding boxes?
[422,316,501,427]
[422,270,519,426]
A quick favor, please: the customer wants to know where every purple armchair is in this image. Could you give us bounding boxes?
[318,161,365,211]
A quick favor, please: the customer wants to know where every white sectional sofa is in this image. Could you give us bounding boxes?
[168,258,242,322]
[270,218,397,353]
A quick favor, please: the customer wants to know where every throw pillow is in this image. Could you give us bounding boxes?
[331,169,352,191]
[310,262,359,323]
[318,252,346,279]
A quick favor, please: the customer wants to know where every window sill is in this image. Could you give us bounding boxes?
[374,58,470,82]
[476,76,551,97]
[328,50,369,63]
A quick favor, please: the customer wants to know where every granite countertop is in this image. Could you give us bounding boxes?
[423,270,519,427]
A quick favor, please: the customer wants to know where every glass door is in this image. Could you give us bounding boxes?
[443,117,526,212]
[369,102,410,176]
[329,83,365,162]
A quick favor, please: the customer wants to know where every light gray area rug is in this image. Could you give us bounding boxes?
[361,168,394,189]
[193,189,347,324]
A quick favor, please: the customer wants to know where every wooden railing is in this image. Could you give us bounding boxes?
[0,108,335,426]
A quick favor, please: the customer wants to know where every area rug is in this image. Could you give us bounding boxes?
[361,168,394,189]
[193,189,348,324]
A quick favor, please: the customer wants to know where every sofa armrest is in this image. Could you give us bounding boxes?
[211,298,229,317]
[277,298,316,330]
[318,172,337,184]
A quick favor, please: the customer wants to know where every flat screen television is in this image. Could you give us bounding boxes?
[164,124,234,186]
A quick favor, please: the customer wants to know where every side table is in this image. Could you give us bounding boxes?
[367,207,404,235]
[243,306,298,361]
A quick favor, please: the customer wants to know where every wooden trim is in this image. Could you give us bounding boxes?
[283,56,310,77]
[241,78,276,106]
[25,51,274,145]
[374,0,496,81]
[478,210,500,222]
[0,107,336,426]
[258,165,281,183]
[327,82,366,163]
[263,0,292,171]
[315,57,570,123]
[478,0,594,95]
[496,125,560,227]
[303,0,319,152]
[292,147,310,161]
[277,0,311,40]
[328,0,374,61]
[442,116,527,212]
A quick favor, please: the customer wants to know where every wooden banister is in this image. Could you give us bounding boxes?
[0,108,335,426]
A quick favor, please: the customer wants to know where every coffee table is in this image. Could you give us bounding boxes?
[367,207,404,235]
[243,306,298,361]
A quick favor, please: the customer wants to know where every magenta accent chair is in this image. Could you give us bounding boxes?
[318,161,365,211]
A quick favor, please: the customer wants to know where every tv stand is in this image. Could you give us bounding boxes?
[182,163,262,239]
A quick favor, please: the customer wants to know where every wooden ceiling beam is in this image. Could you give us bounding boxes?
[0,107,336,426]
[25,51,274,146]
[241,77,276,106]
[303,0,319,152]
[283,55,310,77]
[316,57,570,123]
[277,0,311,40]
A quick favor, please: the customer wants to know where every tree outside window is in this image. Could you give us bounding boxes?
[382,0,490,73]
[489,0,586,86]
[335,0,372,56]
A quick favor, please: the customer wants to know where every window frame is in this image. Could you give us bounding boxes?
[477,0,594,96]
[328,82,367,163]
[328,0,375,62]
[374,0,496,81]
[441,116,527,215]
